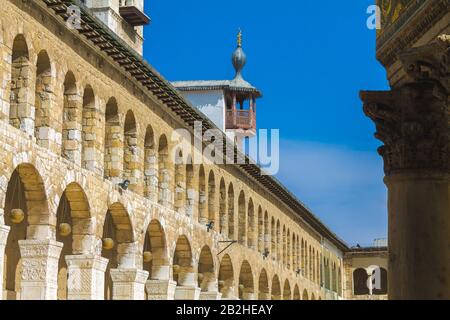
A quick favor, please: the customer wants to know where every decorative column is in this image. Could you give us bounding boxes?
[146,265,176,300]
[110,269,149,300]
[0,224,10,300]
[174,271,200,300]
[65,254,108,300]
[361,36,450,300]
[18,239,63,300]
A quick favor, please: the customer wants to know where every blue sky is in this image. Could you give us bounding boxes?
[142,0,389,246]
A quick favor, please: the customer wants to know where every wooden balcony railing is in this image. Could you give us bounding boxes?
[226,109,256,130]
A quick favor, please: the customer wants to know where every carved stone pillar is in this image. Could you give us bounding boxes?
[110,268,149,300]
[18,239,63,300]
[65,254,108,300]
[146,265,176,300]
[174,271,200,300]
[361,36,450,300]
[0,225,10,300]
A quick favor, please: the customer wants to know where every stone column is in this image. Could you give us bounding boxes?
[174,271,200,300]
[18,239,63,300]
[146,265,176,300]
[65,254,108,300]
[199,272,222,300]
[110,269,149,300]
[0,225,10,300]
[360,37,450,300]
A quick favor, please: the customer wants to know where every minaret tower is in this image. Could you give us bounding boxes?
[172,30,262,150]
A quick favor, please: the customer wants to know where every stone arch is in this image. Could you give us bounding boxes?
[123,110,140,192]
[56,182,92,300]
[61,72,81,163]
[207,170,216,226]
[101,202,134,300]
[34,50,55,147]
[353,268,369,295]
[198,165,206,223]
[143,219,169,280]
[198,245,216,292]
[238,260,254,300]
[247,198,255,250]
[293,284,301,300]
[302,289,309,300]
[264,211,269,253]
[3,163,50,300]
[282,225,286,267]
[157,134,171,206]
[237,191,246,246]
[172,235,194,287]
[271,275,281,300]
[258,269,269,300]
[271,217,276,258]
[292,233,297,271]
[218,254,234,299]
[9,34,33,135]
[81,85,100,173]
[185,159,194,217]
[276,220,281,261]
[227,183,234,239]
[283,279,292,300]
[174,148,186,213]
[219,178,227,235]
[144,125,157,201]
[287,229,291,269]
[257,206,263,253]
[104,97,122,182]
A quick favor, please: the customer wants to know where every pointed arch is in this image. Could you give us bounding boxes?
[185,158,194,217]
[81,85,100,173]
[271,275,281,300]
[283,280,292,300]
[207,170,216,225]
[227,183,235,239]
[172,236,194,286]
[218,254,234,299]
[247,198,255,250]
[61,72,81,163]
[123,110,140,192]
[144,125,157,201]
[143,219,169,280]
[237,191,246,246]
[238,260,254,300]
[219,178,227,235]
[174,148,186,213]
[198,246,216,292]
[104,98,122,181]
[157,134,171,205]
[198,165,206,223]
[293,285,301,300]
[258,269,269,300]
[257,206,263,253]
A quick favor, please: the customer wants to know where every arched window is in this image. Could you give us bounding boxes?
[353,268,369,295]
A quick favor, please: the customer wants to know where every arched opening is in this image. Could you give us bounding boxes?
[302,289,309,300]
[34,50,54,146]
[143,219,168,281]
[158,135,170,205]
[172,236,194,287]
[282,226,286,267]
[198,246,216,293]
[9,35,32,135]
[293,285,300,300]
[218,254,234,299]
[61,73,81,163]
[264,211,269,254]
[287,229,291,269]
[292,233,297,271]
[353,268,369,295]
[219,178,227,235]
[283,280,291,300]
[144,126,157,201]
[198,165,206,223]
[372,267,388,295]
[247,198,255,250]
[81,85,99,172]
[238,260,254,300]
[311,293,316,300]
[123,110,140,192]
[258,269,269,300]
[101,203,134,300]
[276,221,281,262]
[207,171,216,226]
[237,191,246,246]
[271,275,281,300]
[257,206,263,253]
[227,183,234,239]
[3,164,49,300]
[56,183,91,300]
[271,217,276,259]
[104,98,122,181]
[174,148,185,213]
[185,159,194,217]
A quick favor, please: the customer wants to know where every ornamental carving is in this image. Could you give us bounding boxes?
[361,37,449,175]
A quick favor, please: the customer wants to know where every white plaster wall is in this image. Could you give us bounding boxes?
[180,90,226,131]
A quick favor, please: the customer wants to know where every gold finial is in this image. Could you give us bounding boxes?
[237,29,242,47]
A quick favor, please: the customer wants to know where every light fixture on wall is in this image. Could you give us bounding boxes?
[118,179,131,190]
[9,208,25,224]
[143,251,153,263]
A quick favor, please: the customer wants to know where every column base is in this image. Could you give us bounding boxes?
[174,286,201,300]
[146,279,176,300]
[110,269,149,300]
[66,254,108,300]
[199,291,222,300]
